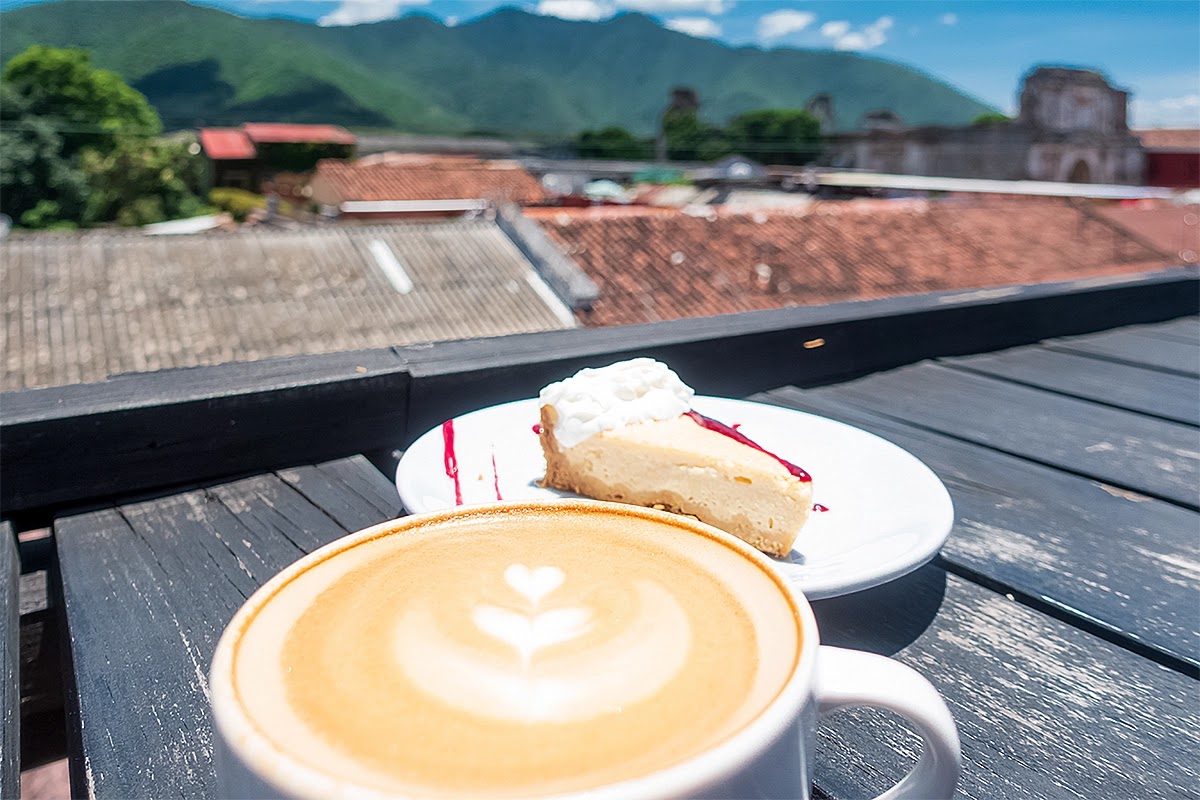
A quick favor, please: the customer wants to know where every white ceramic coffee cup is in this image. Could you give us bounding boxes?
[210,501,960,800]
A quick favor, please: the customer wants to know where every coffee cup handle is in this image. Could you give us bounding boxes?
[814,646,961,800]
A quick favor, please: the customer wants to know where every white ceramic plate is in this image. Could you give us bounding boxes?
[396,397,954,600]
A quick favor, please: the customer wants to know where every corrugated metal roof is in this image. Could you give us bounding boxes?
[199,128,256,160]
[1,221,575,391]
[242,123,356,145]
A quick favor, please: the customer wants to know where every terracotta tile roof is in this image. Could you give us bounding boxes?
[1,222,573,391]
[539,202,1173,328]
[242,123,356,145]
[1134,129,1200,151]
[313,156,548,205]
[1094,204,1200,263]
[199,128,256,161]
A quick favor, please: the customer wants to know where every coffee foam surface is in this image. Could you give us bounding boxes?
[231,505,800,797]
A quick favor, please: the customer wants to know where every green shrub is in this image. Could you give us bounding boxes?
[972,112,1010,125]
[209,187,266,222]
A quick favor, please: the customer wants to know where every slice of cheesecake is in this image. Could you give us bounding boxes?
[538,359,813,557]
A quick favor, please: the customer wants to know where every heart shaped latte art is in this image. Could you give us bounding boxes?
[504,564,565,605]
[472,605,593,664]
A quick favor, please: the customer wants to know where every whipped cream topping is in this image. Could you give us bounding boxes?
[539,358,695,448]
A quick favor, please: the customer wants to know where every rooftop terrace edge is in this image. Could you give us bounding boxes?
[1,267,1196,517]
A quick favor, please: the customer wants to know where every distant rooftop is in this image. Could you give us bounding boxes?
[539,202,1176,327]
[241,123,356,146]
[199,123,356,161]
[310,155,548,207]
[0,221,574,391]
[1135,129,1200,151]
[198,128,256,161]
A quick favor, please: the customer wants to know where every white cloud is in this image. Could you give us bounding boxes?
[940,12,957,25]
[444,14,459,26]
[819,20,849,39]
[821,15,892,50]
[317,0,429,26]
[1161,94,1200,110]
[1132,94,1200,127]
[758,9,816,42]
[536,0,613,21]
[665,16,722,37]
[833,32,868,50]
[617,0,731,13]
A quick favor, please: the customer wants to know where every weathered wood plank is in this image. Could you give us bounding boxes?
[760,386,1200,669]
[942,345,1200,425]
[54,457,398,799]
[277,457,403,531]
[810,566,1199,800]
[1046,327,1200,377]
[1,523,18,800]
[806,362,1200,508]
[19,569,65,770]
[1128,316,1199,344]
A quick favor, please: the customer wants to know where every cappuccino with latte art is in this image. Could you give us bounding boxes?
[212,501,960,800]
[214,502,800,798]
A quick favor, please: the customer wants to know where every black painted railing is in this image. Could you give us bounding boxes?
[1,267,1196,518]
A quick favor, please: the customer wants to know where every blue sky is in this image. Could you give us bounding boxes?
[6,0,1199,125]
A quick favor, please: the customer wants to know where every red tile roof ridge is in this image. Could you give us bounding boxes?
[1134,129,1200,150]
[241,122,356,145]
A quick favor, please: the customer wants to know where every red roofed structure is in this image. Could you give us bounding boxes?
[241,123,356,146]
[199,123,357,192]
[1135,129,1200,189]
[198,128,257,161]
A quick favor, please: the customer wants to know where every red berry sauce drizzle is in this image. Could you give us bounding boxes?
[812,503,830,512]
[491,453,503,501]
[441,420,463,505]
[441,419,504,504]
[683,411,812,483]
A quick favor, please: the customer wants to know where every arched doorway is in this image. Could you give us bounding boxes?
[1067,159,1092,183]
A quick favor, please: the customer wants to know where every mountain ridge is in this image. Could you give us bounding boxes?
[0,0,996,137]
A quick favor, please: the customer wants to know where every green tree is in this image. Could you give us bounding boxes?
[662,109,703,160]
[576,127,653,160]
[79,137,211,226]
[0,81,88,226]
[662,109,731,161]
[971,111,1010,125]
[726,109,821,165]
[1,46,209,228]
[2,46,161,158]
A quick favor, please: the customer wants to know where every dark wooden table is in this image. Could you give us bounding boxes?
[50,318,1200,799]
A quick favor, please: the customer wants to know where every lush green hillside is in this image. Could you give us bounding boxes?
[0,0,995,136]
